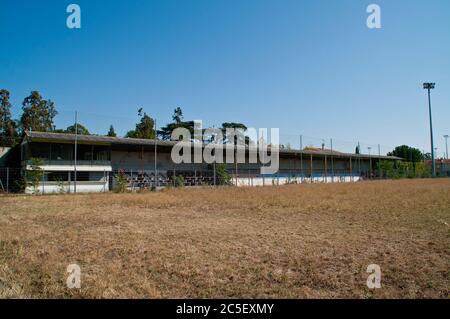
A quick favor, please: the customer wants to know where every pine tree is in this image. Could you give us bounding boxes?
[107,125,117,137]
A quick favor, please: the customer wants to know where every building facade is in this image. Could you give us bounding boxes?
[20,131,401,193]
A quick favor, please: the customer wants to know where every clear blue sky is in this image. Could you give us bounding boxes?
[1,0,449,155]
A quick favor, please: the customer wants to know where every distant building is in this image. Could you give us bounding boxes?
[424,159,450,177]
[18,131,401,193]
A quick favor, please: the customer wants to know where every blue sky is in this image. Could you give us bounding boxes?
[1,0,449,155]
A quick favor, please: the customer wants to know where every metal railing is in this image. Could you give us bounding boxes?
[23,159,111,166]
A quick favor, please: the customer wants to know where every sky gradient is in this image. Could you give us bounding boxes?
[1,0,449,155]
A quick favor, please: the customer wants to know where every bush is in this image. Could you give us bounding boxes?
[215,164,231,185]
[377,160,431,179]
[25,157,44,194]
[55,178,67,194]
[173,175,185,188]
[114,169,128,193]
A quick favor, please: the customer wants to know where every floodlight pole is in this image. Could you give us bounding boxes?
[74,110,78,193]
[423,83,436,177]
[444,135,449,160]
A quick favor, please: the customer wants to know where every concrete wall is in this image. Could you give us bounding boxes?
[234,175,361,187]
[25,181,109,194]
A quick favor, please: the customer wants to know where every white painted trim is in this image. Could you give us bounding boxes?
[26,165,112,172]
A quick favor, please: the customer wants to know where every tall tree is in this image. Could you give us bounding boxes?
[388,145,424,162]
[221,122,248,145]
[65,123,90,135]
[125,108,156,139]
[20,91,57,133]
[0,89,18,144]
[107,125,117,137]
[158,107,194,140]
[172,106,183,124]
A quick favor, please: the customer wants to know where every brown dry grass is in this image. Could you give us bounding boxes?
[0,179,449,299]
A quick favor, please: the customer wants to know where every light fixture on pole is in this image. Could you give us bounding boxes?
[444,135,449,160]
[423,82,436,177]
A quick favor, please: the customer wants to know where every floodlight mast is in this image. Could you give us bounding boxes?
[423,83,436,177]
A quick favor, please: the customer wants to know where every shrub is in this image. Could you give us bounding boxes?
[215,164,231,185]
[173,175,185,188]
[25,157,44,194]
[114,169,128,193]
[377,160,431,179]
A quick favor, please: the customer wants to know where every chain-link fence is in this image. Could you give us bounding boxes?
[0,167,21,193]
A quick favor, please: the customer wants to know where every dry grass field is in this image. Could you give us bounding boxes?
[0,179,449,299]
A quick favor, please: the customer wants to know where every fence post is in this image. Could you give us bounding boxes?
[300,135,303,183]
[6,167,9,193]
[378,144,382,179]
[330,138,334,183]
[42,169,45,194]
[349,157,353,182]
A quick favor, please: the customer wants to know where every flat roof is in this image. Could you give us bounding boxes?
[24,131,402,160]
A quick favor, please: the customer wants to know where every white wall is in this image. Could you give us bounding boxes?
[25,182,109,194]
[233,175,361,187]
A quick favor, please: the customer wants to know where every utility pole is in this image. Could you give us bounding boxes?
[74,110,78,193]
[423,83,436,177]
[300,135,303,182]
[154,119,157,188]
[378,144,381,179]
[330,138,334,182]
[444,135,449,160]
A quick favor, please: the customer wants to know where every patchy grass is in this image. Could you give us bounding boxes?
[0,179,449,298]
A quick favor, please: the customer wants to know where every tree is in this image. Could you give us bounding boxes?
[158,107,194,140]
[107,125,117,137]
[172,107,183,124]
[0,89,18,145]
[65,123,90,135]
[388,145,424,162]
[221,122,249,145]
[20,91,57,133]
[26,157,44,194]
[125,108,156,139]
[54,123,90,135]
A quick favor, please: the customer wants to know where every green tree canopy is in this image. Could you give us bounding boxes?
[172,106,183,124]
[54,123,90,135]
[221,122,249,145]
[107,125,117,137]
[388,145,424,162]
[20,91,57,133]
[0,89,18,145]
[65,123,90,135]
[125,108,156,139]
[158,107,195,140]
